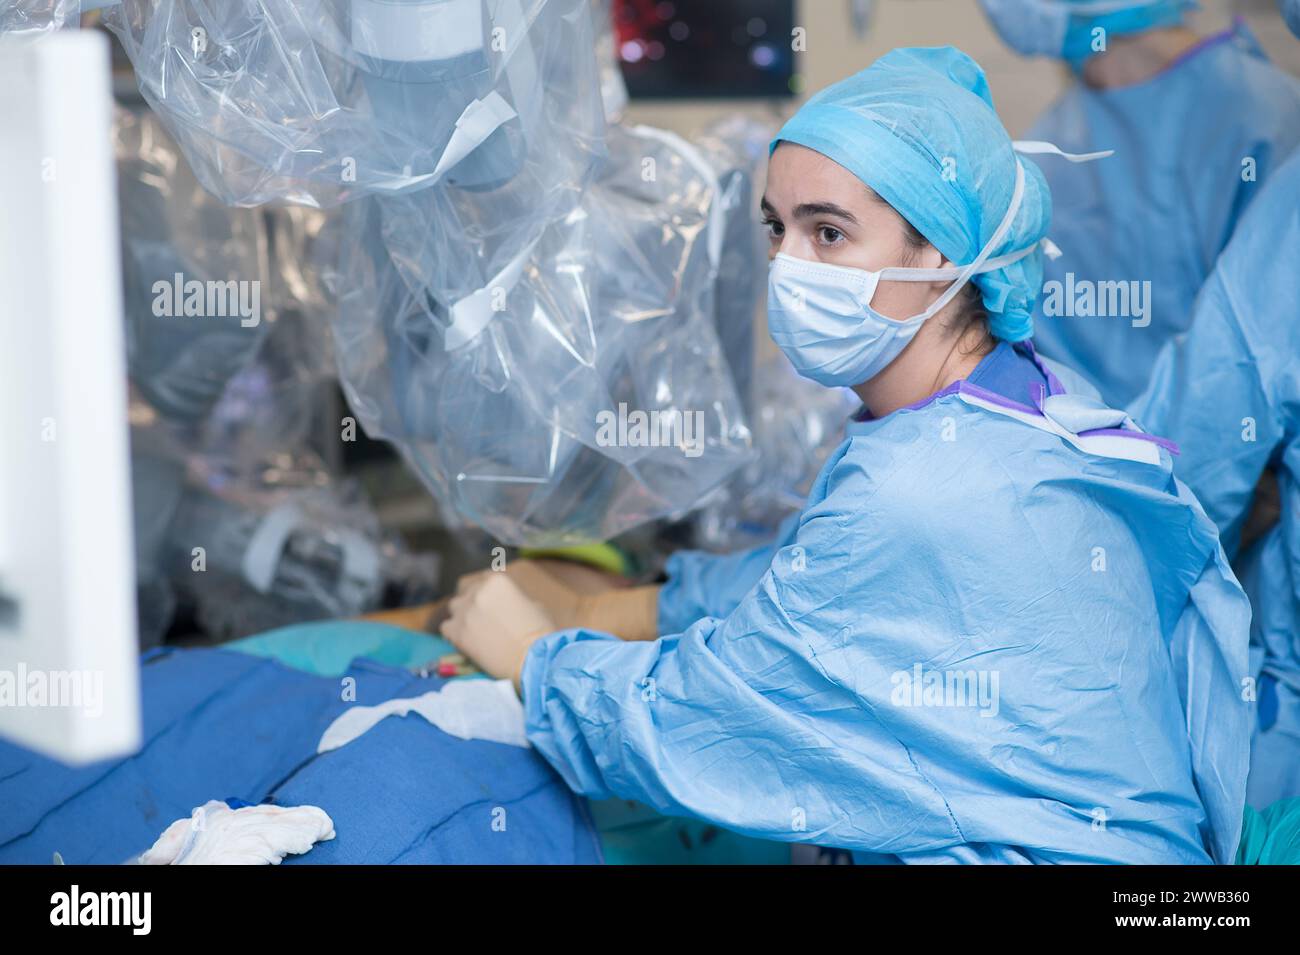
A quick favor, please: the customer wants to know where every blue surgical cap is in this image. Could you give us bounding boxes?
[771,46,1051,342]
[979,1,1196,62]
[1282,0,1300,40]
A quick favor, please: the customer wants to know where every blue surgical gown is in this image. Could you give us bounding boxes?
[658,342,1053,632]
[524,352,1252,864]
[1130,151,1300,810]
[1029,21,1300,406]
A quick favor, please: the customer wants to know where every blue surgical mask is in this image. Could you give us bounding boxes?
[767,162,1036,388]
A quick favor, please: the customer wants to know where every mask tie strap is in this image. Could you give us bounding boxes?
[1012,140,1114,163]
[878,139,1111,317]
[876,241,1046,285]
[1012,138,1111,264]
[910,157,1027,322]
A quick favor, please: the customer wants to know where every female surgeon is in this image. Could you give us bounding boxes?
[443,47,1253,864]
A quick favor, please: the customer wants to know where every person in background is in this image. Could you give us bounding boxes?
[441,47,1253,864]
[979,0,1300,406]
[1127,0,1300,816]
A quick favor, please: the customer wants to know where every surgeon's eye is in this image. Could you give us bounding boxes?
[816,225,844,246]
[762,217,784,240]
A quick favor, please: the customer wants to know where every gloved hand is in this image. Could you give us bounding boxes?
[442,571,559,690]
[436,561,660,644]
[138,801,335,865]
[429,560,598,633]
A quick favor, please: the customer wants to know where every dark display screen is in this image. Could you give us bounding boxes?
[614,0,797,99]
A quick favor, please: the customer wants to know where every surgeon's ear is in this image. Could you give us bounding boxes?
[896,214,946,271]
[915,243,948,271]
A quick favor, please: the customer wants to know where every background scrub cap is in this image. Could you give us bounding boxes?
[979,0,1196,62]
[771,46,1051,342]
[1283,0,1300,39]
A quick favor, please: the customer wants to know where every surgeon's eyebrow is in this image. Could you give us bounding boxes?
[760,196,859,224]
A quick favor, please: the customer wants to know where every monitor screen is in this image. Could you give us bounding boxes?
[614,0,797,99]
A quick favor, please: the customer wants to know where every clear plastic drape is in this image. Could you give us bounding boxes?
[104,0,759,545]
[117,106,435,643]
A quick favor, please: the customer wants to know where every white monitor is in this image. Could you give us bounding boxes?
[0,30,141,764]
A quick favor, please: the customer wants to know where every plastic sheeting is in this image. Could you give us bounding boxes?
[105,0,760,545]
[695,356,859,551]
[0,0,80,38]
[690,114,769,415]
[592,0,628,122]
[116,106,273,426]
[102,0,608,209]
[324,122,755,545]
[116,106,437,644]
[116,100,340,475]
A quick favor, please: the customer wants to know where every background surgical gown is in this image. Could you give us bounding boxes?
[524,383,1252,864]
[1130,150,1300,811]
[1029,22,1300,406]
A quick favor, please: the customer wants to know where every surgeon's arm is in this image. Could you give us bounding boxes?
[519,530,964,854]
[441,560,661,643]
[445,514,803,643]
[555,581,661,642]
[516,471,972,855]
[656,511,802,633]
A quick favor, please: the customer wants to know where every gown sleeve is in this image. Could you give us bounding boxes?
[655,511,801,634]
